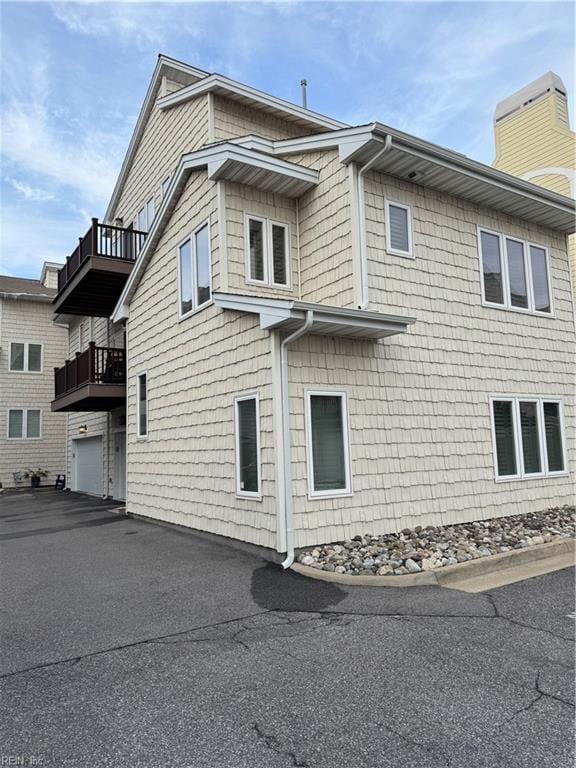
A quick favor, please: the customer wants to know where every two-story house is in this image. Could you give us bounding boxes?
[1,262,67,488]
[51,55,575,566]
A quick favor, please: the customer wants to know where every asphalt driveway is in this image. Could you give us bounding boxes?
[1,490,574,768]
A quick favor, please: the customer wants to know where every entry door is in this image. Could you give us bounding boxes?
[74,436,103,496]
[113,431,126,501]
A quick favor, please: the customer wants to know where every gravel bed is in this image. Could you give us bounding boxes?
[297,505,575,576]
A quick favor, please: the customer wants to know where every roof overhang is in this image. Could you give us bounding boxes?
[112,145,318,322]
[157,73,347,132]
[213,293,416,339]
[235,125,575,233]
[0,292,54,303]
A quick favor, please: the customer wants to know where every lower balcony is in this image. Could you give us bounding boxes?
[52,343,126,412]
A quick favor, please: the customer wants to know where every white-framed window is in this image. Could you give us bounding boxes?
[385,200,413,258]
[7,408,41,439]
[136,373,148,438]
[305,390,352,498]
[490,397,567,481]
[161,176,171,199]
[9,342,42,373]
[245,214,290,287]
[178,220,212,318]
[234,393,261,498]
[478,227,552,315]
[137,196,155,232]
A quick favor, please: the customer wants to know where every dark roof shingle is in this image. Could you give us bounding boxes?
[0,275,56,299]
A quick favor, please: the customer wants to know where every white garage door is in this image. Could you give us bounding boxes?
[73,437,103,496]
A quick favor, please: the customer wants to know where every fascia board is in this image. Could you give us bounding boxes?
[158,74,347,130]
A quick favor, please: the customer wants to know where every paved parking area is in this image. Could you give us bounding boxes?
[1,490,574,767]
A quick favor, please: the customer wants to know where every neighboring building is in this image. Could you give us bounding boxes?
[493,71,576,294]
[51,55,575,562]
[0,263,67,489]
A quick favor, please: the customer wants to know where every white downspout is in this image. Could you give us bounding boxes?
[357,135,392,309]
[280,309,314,569]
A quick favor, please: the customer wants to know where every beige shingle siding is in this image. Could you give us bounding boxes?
[225,181,299,297]
[126,170,277,547]
[0,298,67,488]
[114,94,210,229]
[212,95,313,141]
[283,171,574,548]
[286,150,354,307]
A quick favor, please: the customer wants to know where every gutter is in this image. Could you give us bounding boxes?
[356,135,392,309]
[280,310,314,570]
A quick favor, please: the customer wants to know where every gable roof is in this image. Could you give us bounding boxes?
[157,73,347,132]
[111,142,320,322]
[0,275,56,301]
[104,55,208,223]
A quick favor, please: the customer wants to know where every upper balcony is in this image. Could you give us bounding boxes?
[52,343,126,412]
[53,219,147,317]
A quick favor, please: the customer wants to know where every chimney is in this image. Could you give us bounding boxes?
[492,71,573,198]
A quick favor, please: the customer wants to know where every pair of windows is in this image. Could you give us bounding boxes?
[8,409,41,439]
[9,342,42,372]
[385,201,413,258]
[179,222,211,317]
[234,391,351,499]
[491,398,566,480]
[479,229,552,314]
[246,216,289,287]
[137,197,155,232]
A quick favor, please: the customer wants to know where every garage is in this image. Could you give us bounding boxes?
[73,436,103,496]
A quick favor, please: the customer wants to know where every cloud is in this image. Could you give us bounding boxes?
[0,38,128,207]
[4,177,54,202]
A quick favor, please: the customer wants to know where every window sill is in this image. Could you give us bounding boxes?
[8,370,43,375]
[178,299,213,323]
[308,489,353,500]
[236,491,262,501]
[481,301,554,319]
[386,248,414,260]
[494,471,568,483]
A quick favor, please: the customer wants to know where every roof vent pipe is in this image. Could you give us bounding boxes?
[300,79,308,109]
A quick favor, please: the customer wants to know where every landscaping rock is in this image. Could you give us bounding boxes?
[296,505,574,578]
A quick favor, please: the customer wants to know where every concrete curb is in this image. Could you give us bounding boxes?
[290,538,575,588]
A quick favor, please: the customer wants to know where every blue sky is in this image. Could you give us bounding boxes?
[1,1,574,278]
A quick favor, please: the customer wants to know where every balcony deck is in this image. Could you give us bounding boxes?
[53,219,146,317]
[52,343,126,412]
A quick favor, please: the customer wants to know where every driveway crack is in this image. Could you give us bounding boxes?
[252,722,310,767]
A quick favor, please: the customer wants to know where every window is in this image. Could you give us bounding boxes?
[245,215,290,287]
[9,342,42,373]
[478,228,552,315]
[161,176,171,199]
[234,394,261,497]
[490,397,566,480]
[305,391,352,497]
[178,221,212,318]
[137,373,147,438]
[385,201,413,258]
[137,196,155,231]
[7,409,41,439]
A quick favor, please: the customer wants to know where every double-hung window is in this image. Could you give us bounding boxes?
[8,409,41,439]
[178,221,212,318]
[385,201,413,258]
[479,228,552,315]
[234,394,261,498]
[246,215,290,287]
[9,342,42,372]
[305,391,352,497]
[137,197,155,232]
[490,397,566,480]
[136,373,148,438]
